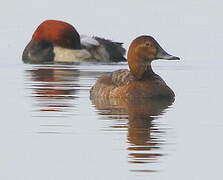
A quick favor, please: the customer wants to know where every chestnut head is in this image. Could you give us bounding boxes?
[127,35,180,79]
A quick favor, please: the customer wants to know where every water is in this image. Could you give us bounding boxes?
[1,61,222,180]
[1,0,223,179]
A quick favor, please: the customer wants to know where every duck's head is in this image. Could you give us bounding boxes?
[31,20,81,49]
[127,35,180,79]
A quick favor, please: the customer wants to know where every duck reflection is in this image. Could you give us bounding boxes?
[91,96,174,165]
[25,65,80,116]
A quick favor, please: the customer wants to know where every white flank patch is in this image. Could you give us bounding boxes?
[53,46,94,62]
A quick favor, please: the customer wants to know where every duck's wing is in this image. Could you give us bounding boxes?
[80,35,126,62]
[111,69,134,86]
[90,69,133,97]
[90,73,114,98]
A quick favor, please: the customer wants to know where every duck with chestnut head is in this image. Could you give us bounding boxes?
[22,20,126,63]
[90,35,180,99]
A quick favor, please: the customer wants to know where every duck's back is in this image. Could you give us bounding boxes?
[81,35,126,62]
[90,69,175,98]
[94,37,126,62]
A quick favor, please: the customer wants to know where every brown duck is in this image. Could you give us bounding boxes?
[90,35,180,99]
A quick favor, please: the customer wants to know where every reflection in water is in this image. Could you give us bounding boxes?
[23,63,123,134]
[24,63,175,172]
[24,65,81,134]
[25,65,80,116]
[91,96,174,171]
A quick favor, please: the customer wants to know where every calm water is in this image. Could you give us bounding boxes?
[1,0,223,179]
[1,60,223,180]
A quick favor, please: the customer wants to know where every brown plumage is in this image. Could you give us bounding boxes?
[90,35,180,99]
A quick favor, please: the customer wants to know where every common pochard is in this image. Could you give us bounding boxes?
[90,35,180,99]
[22,20,126,63]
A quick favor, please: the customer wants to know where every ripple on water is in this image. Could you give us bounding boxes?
[24,63,176,173]
[91,96,174,172]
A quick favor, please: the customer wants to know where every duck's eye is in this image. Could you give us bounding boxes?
[145,42,151,46]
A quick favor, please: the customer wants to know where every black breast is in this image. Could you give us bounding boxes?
[22,41,55,64]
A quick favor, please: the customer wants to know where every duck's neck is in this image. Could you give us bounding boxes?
[142,63,155,78]
[128,56,155,80]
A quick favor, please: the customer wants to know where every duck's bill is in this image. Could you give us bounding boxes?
[157,53,180,60]
[156,45,180,60]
